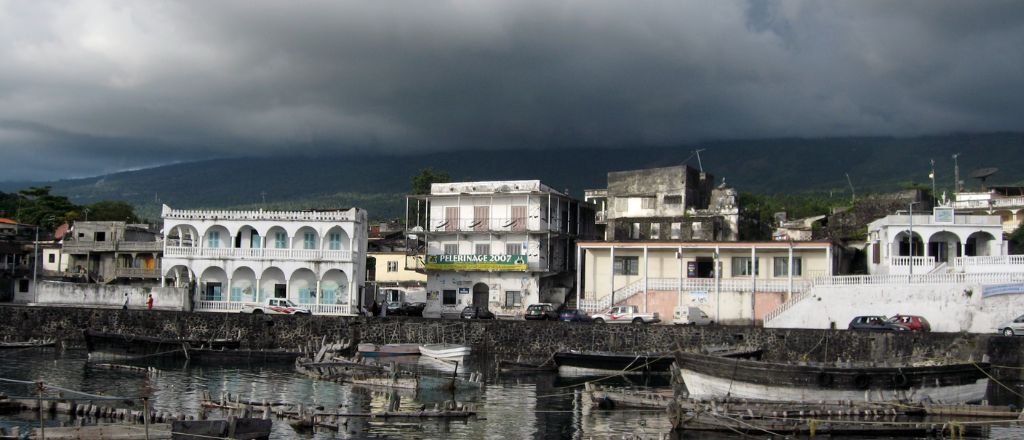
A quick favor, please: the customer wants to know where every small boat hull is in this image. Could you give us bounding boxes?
[419,344,471,360]
[554,351,674,373]
[357,343,422,356]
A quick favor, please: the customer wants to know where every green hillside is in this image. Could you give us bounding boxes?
[2,133,1022,222]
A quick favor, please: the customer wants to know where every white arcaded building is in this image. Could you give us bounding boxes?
[161,204,367,315]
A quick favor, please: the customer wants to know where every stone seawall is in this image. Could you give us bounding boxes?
[1,305,1019,375]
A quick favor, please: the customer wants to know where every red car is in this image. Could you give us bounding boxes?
[888,314,931,332]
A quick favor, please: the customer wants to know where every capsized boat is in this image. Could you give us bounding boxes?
[673,350,990,404]
[553,350,675,374]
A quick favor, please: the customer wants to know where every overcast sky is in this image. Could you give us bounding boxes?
[1,0,1023,182]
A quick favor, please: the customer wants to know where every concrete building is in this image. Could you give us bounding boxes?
[952,186,1024,233]
[61,221,163,285]
[584,165,739,242]
[865,207,1010,275]
[406,180,596,318]
[161,204,367,315]
[578,241,838,325]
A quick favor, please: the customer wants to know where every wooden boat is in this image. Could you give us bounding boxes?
[497,359,557,373]
[553,350,675,374]
[0,338,56,349]
[673,350,990,404]
[83,329,240,361]
[184,346,302,364]
[357,343,422,356]
[419,343,471,360]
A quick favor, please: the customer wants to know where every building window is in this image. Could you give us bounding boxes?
[387,261,398,272]
[630,223,641,239]
[664,195,682,205]
[207,231,220,248]
[275,232,287,249]
[641,197,656,209]
[303,232,315,250]
[48,254,55,263]
[613,256,639,275]
[442,289,457,305]
[506,243,522,255]
[95,231,106,242]
[614,198,627,212]
[444,244,459,255]
[732,257,759,276]
[328,232,341,250]
[773,257,802,277]
[650,224,660,240]
[504,290,522,307]
[475,243,490,255]
[671,223,681,239]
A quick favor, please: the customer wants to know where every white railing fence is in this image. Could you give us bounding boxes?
[165,246,352,262]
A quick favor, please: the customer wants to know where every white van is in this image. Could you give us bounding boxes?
[673,306,713,326]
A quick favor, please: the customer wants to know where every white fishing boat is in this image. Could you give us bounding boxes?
[419,343,471,360]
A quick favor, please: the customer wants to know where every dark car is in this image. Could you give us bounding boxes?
[384,301,403,315]
[460,306,495,319]
[888,314,931,332]
[848,315,909,331]
[559,308,592,322]
[525,303,559,321]
[399,302,426,317]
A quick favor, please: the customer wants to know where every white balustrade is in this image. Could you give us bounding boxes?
[164,246,353,262]
[195,300,246,312]
[311,304,352,315]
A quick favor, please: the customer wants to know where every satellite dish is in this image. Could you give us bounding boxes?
[968,167,998,191]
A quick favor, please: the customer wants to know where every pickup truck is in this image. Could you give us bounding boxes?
[240,298,312,315]
[591,305,660,324]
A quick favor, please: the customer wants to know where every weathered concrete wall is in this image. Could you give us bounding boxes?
[767,281,1024,333]
[1,305,1014,372]
[29,281,190,311]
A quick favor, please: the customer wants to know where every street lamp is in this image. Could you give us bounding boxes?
[908,202,920,278]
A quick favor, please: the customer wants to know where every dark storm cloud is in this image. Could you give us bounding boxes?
[1,0,1023,181]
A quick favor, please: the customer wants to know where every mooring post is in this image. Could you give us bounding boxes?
[143,397,150,440]
[36,381,45,440]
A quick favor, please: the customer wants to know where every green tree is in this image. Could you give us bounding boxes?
[410,168,450,195]
[1009,224,1024,254]
[16,186,78,228]
[86,200,140,223]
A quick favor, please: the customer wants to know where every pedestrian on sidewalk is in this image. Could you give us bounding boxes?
[122,292,130,310]
[147,294,154,310]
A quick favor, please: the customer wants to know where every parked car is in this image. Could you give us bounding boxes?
[399,302,427,317]
[887,314,931,332]
[525,303,559,321]
[460,306,495,320]
[848,315,908,331]
[384,301,403,315]
[559,308,592,322]
[591,305,660,324]
[997,314,1024,336]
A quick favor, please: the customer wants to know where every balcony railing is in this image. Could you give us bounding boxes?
[429,217,567,234]
[63,241,163,253]
[114,267,162,279]
[953,255,1024,267]
[193,300,352,316]
[165,246,352,262]
[953,196,1024,210]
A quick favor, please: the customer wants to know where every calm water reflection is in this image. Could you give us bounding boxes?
[2,348,1022,439]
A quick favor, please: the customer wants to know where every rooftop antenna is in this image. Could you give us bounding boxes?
[693,149,706,172]
[845,173,856,203]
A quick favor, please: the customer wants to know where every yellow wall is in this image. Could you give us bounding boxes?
[371,252,427,284]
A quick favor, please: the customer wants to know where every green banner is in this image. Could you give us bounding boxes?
[425,254,528,271]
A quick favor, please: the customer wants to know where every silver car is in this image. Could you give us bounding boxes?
[998,314,1024,336]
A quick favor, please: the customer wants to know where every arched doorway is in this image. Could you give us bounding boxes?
[927,231,961,263]
[472,282,489,309]
[893,231,924,257]
[966,231,997,256]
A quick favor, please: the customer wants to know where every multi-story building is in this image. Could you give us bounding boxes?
[952,186,1024,233]
[160,204,367,315]
[61,221,163,285]
[406,180,596,318]
[366,225,427,305]
[584,165,739,241]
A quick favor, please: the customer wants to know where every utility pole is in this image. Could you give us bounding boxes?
[694,149,705,172]
[33,225,39,303]
[930,159,936,206]
[952,153,961,195]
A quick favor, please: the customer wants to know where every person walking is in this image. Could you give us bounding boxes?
[122,292,130,310]
[146,294,154,310]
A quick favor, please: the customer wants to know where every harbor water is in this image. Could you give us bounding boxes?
[1,347,1023,439]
